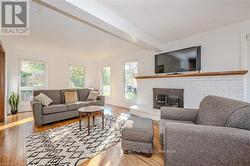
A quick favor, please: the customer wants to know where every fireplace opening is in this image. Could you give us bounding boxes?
[153,88,184,109]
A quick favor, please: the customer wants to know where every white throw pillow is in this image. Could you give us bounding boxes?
[35,93,53,106]
[87,91,99,100]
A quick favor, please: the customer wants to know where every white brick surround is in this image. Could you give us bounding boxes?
[130,75,246,120]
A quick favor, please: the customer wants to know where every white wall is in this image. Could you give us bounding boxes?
[3,19,250,112]
[163,20,250,72]
[3,43,98,113]
[97,20,250,108]
[97,49,154,108]
[244,34,250,101]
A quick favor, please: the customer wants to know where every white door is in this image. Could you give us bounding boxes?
[247,34,250,101]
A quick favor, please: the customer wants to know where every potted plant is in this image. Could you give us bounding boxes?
[8,92,19,115]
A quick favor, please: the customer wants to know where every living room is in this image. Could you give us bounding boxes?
[0,0,250,166]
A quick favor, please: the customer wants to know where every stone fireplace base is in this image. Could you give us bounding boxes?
[130,105,161,121]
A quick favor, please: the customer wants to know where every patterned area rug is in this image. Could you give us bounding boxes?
[25,114,128,166]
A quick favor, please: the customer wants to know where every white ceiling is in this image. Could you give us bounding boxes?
[2,0,250,61]
[1,1,141,61]
[97,0,250,43]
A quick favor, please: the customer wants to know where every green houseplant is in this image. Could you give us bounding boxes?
[8,92,19,115]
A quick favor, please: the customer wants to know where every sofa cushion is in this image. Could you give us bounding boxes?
[42,110,79,124]
[67,101,89,110]
[34,93,53,106]
[225,105,250,130]
[64,91,78,103]
[60,89,77,103]
[43,104,67,115]
[86,100,102,106]
[159,119,194,144]
[77,89,91,101]
[87,91,99,100]
[33,90,62,104]
[122,116,153,143]
[196,95,249,126]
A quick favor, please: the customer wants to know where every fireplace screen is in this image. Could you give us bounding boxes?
[153,88,183,109]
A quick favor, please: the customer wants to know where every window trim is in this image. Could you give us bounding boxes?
[124,61,138,101]
[68,64,86,89]
[101,65,111,97]
[18,58,48,102]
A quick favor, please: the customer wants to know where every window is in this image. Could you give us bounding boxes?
[124,61,138,100]
[102,66,111,96]
[69,65,85,88]
[19,60,47,101]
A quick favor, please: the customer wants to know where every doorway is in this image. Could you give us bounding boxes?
[0,42,5,123]
[244,34,250,101]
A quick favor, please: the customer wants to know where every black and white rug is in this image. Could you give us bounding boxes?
[25,114,128,166]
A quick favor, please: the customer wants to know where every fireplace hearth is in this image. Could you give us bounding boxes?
[153,88,184,109]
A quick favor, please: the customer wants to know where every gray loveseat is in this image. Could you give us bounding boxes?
[160,95,250,166]
[31,89,105,127]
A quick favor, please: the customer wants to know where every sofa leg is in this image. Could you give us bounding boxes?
[123,150,129,154]
[37,124,42,128]
[144,153,152,158]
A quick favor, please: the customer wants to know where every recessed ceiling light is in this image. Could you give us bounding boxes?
[132,36,137,41]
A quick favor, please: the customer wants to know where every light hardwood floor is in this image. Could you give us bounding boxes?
[0,105,164,166]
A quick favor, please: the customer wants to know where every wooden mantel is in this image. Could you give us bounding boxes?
[135,70,248,79]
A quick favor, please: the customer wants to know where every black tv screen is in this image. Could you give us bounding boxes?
[155,46,201,74]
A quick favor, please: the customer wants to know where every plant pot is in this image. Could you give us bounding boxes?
[11,109,18,115]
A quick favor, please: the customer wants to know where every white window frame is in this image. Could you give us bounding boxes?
[18,58,48,102]
[124,61,138,101]
[68,64,86,88]
[101,65,111,96]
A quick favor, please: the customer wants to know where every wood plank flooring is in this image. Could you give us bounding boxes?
[0,105,164,166]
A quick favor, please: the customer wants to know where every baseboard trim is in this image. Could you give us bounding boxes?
[105,104,129,110]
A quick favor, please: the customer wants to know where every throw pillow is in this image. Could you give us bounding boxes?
[87,91,99,100]
[64,91,78,103]
[35,93,53,106]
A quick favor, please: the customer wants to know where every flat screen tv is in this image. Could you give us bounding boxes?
[155,46,201,74]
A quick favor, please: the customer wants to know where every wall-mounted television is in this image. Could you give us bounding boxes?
[155,46,201,74]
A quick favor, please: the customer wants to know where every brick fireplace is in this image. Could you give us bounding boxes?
[131,75,245,121]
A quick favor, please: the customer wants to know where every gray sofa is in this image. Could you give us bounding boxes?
[160,95,250,166]
[31,89,105,127]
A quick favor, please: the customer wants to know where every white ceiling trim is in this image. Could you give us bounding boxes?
[33,0,163,52]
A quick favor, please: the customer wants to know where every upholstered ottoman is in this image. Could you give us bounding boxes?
[121,116,154,156]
